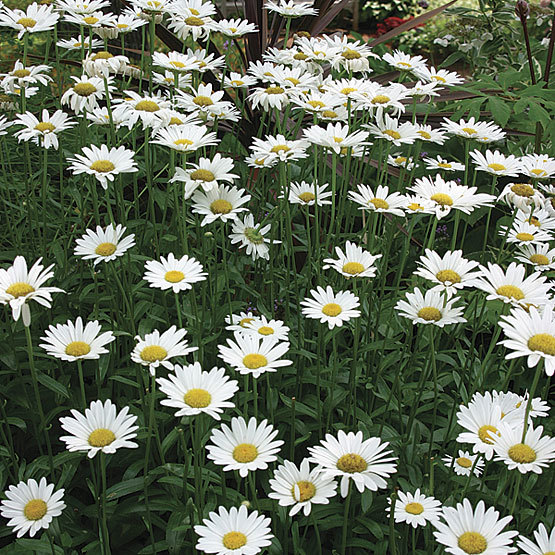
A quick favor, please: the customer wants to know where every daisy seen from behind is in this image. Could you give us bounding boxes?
[229,214,274,261]
[206,416,283,477]
[0,478,65,538]
[301,285,360,329]
[59,399,139,458]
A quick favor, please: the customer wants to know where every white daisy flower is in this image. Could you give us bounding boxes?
[470,149,522,177]
[442,450,485,476]
[191,184,251,226]
[152,50,201,73]
[63,10,114,28]
[330,39,377,74]
[323,241,382,278]
[382,49,427,71]
[68,144,138,189]
[409,174,496,220]
[395,288,466,327]
[12,109,75,150]
[218,332,292,378]
[0,2,59,39]
[414,249,482,296]
[82,51,129,78]
[492,422,555,474]
[441,117,503,141]
[241,316,290,342]
[1,61,52,91]
[143,253,207,293]
[215,17,257,37]
[403,194,436,214]
[151,124,218,152]
[300,286,360,329]
[59,399,138,458]
[308,430,397,498]
[279,181,333,206]
[206,416,283,477]
[264,0,317,17]
[514,207,555,232]
[156,362,238,420]
[269,459,337,516]
[500,221,552,245]
[356,84,410,117]
[0,478,65,538]
[249,134,308,164]
[224,311,261,332]
[131,326,197,376]
[195,505,273,554]
[476,262,552,308]
[224,72,257,89]
[0,256,64,326]
[112,90,172,129]
[249,84,291,112]
[517,523,555,555]
[303,122,370,154]
[348,184,405,216]
[388,153,417,171]
[74,224,135,265]
[498,182,545,212]
[229,214,275,261]
[412,65,464,86]
[388,489,442,528]
[415,124,447,145]
[456,396,504,460]
[519,153,555,180]
[56,34,104,51]
[40,317,115,362]
[423,156,465,172]
[433,499,517,554]
[515,243,555,272]
[56,0,110,14]
[365,114,420,146]
[176,83,225,115]
[61,75,114,114]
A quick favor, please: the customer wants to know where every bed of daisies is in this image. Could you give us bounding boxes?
[0,0,553,553]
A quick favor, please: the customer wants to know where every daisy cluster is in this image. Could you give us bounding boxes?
[0,0,553,553]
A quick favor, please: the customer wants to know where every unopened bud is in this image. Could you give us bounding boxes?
[515,0,530,20]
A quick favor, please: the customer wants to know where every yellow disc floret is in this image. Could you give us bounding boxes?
[232,443,258,463]
[222,531,247,549]
[165,270,184,283]
[527,333,555,355]
[322,303,342,317]
[65,341,91,357]
[336,453,368,473]
[23,499,47,521]
[243,354,268,369]
[457,531,487,554]
[6,282,35,298]
[140,345,168,362]
[88,428,116,447]
[184,388,212,408]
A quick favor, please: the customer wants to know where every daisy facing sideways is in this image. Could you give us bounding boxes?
[195,505,273,555]
[206,416,283,477]
[59,399,138,458]
[308,430,398,498]
[0,478,65,538]
[301,286,361,329]
[269,458,337,516]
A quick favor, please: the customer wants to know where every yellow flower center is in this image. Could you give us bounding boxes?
[17,17,37,28]
[229,27,238,33]
[90,160,115,173]
[193,95,214,107]
[222,531,247,549]
[508,443,536,463]
[404,502,424,515]
[168,117,184,126]
[210,199,233,214]
[307,100,325,109]
[461,127,477,135]
[185,16,204,26]
[165,270,184,283]
[336,453,368,473]
[65,341,91,357]
[135,100,160,112]
[430,193,453,206]
[23,499,47,520]
[322,303,342,317]
[239,317,254,328]
[88,428,116,447]
[458,532,487,554]
[242,354,267,369]
[395,156,407,164]
[417,306,442,321]
[34,121,55,133]
[270,144,290,153]
[117,23,129,29]
[342,48,361,59]
[456,456,472,468]
[13,68,31,78]
[174,138,194,146]
[140,345,168,362]
[418,130,431,139]
[190,8,199,14]
[292,480,316,502]
[189,169,215,183]
[496,285,525,301]
[369,198,389,210]
[530,253,550,265]
[431,75,446,83]
[265,86,285,94]
[513,230,535,242]
[408,203,424,211]
[436,269,461,284]
[298,192,315,203]
[340,87,356,95]
[286,77,300,85]
[184,388,212,408]
[230,79,244,86]
[487,163,506,172]
[371,94,390,104]
[92,51,114,60]
[530,168,546,176]
[169,60,186,68]
[95,242,117,256]
[437,162,452,168]
[257,326,274,335]
[527,333,555,355]
[321,110,337,118]
[478,424,499,444]
[83,16,99,24]
[294,52,308,60]
[397,61,412,67]
[342,262,365,275]
[73,82,97,96]
[232,443,258,463]
[6,282,35,298]
[383,129,401,140]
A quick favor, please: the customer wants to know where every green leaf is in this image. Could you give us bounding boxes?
[487,97,511,127]
[36,372,69,399]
